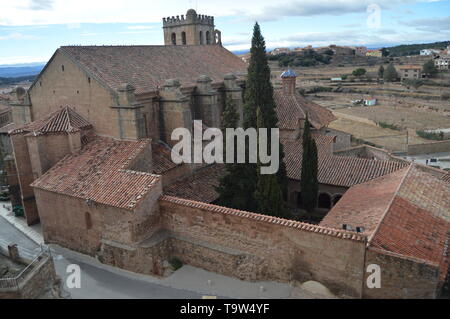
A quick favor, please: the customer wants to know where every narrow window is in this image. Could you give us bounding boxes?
[199,31,203,45]
[182,32,187,45]
[62,65,65,72]
[206,31,210,44]
[171,33,177,45]
[85,212,92,230]
[88,77,91,84]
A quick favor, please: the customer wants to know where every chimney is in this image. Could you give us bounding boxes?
[281,69,297,95]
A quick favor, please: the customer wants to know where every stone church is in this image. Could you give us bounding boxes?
[5,9,449,298]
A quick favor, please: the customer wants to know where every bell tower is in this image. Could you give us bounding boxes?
[163,9,222,46]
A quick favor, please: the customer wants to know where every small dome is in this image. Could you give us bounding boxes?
[186,9,197,16]
[281,69,297,78]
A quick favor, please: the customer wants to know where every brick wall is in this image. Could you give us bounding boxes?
[363,247,441,299]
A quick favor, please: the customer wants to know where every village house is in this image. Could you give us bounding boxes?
[435,55,450,70]
[4,9,449,299]
[366,49,382,58]
[398,65,422,81]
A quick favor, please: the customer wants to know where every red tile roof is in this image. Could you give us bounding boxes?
[282,138,408,187]
[11,106,92,135]
[160,195,366,242]
[442,172,450,183]
[274,90,336,130]
[31,137,161,210]
[58,45,247,94]
[164,165,225,203]
[151,141,180,175]
[321,164,450,267]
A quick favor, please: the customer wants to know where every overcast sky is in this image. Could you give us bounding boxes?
[0,0,449,65]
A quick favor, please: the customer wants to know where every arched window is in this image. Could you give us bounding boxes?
[199,31,203,45]
[171,33,177,45]
[333,195,343,206]
[206,31,211,44]
[318,193,332,209]
[85,212,92,230]
[182,32,187,45]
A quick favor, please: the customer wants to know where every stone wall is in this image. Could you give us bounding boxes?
[363,247,441,299]
[407,140,450,156]
[158,197,367,297]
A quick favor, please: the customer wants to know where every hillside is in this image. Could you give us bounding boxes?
[386,41,450,57]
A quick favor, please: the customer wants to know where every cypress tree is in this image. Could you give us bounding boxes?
[300,115,319,212]
[242,22,288,204]
[216,97,256,210]
[255,108,286,217]
[384,63,398,82]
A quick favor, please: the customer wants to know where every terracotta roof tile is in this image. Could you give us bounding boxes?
[321,164,450,268]
[31,137,160,210]
[164,165,225,203]
[274,90,336,130]
[11,106,92,135]
[282,138,408,187]
[59,45,247,94]
[442,172,450,183]
[151,141,180,174]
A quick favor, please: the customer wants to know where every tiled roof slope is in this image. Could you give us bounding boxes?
[60,45,247,94]
[151,141,180,175]
[12,106,92,135]
[31,137,160,210]
[274,90,336,130]
[442,172,450,183]
[164,165,226,203]
[321,164,450,266]
[282,138,408,187]
[160,195,366,242]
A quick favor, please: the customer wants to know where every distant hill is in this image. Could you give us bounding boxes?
[386,41,450,57]
[0,75,36,86]
[0,65,44,78]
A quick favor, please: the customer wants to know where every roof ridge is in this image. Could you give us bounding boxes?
[367,164,413,244]
[160,195,367,242]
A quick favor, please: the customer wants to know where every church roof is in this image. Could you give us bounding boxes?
[281,69,297,78]
[321,164,450,268]
[57,45,247,94]
[281,137,408,187]
[274,89,336,130]
[11,106,92,135]
[31,137,160,210]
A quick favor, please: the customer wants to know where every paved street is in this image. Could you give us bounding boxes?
[1,215,201,299]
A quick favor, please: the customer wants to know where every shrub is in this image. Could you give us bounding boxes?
[378,122,402,131]
[169,257,183,271]
[416,130,445,141]
[13,206,24,217]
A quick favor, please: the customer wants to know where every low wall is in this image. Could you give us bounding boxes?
[363,247,441,299]
[159,196,367,297]
[407,140,450,155]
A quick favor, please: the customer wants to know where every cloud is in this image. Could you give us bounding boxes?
[0,32,37,40]
[29,0,54,10]
[0,0,441,26]
[401,16,450,32]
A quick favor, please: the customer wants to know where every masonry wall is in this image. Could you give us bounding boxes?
[407,140,450,156]
[159,199,367,297]
[28,51,121,138]
[363,247,441,299]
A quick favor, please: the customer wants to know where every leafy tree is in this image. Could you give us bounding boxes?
[423,59,438,77]
[378,65,385,79]
[300,115,319,212]
[352,68,367,77]
[383,63,398,82]
[380,47,390,57]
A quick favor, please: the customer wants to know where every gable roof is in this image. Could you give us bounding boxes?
[274,90,336,130]
[57,45,247,94]
[282,137,408,187]
[31,137,160,210]
[11,106,92,135]
[321,164,450,266]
